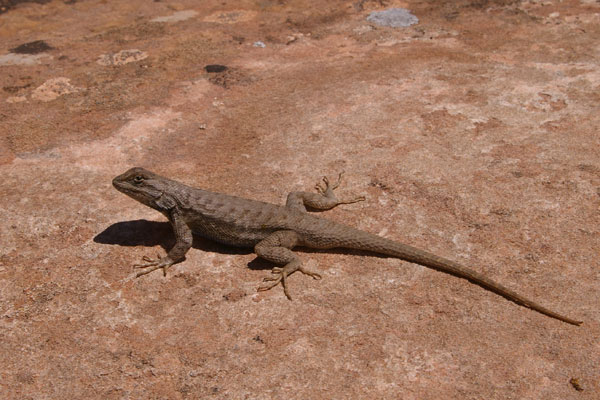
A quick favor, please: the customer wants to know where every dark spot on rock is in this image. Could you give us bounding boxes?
[0,0,52,15]
[445,11,460,21]
[577,164,599,174]
[3,83,31,93]
[222,288,246,301]
[15,371,35,384]
[204,64,228,73]
[10,40,53,54]
[253,335,265,344]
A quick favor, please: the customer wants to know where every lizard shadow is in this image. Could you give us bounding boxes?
[94,219,251,256]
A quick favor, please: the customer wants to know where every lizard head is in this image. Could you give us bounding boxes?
[113,167,175,211]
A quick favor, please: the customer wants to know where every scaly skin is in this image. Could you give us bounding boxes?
[112,167,582,326]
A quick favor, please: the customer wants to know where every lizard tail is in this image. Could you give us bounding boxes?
[340,230,582,326]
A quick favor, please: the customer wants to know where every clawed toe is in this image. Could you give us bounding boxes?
[302,269,322,280]
[315,173,342,194]
[135,265,161,277]
[258,267,291,299]
[133,254,174,277]
[258,278,281,291]
[330,172,344,190]
[342,195,365,205]
[134,253,161,268]
[315,181,326,194]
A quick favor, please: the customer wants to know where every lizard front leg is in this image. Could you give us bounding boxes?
[255,230,321,299]
[285,172,365,213]
[134,209,193,277]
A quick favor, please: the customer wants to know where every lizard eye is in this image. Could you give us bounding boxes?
[133,175,144,184]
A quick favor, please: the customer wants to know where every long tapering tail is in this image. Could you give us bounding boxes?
[340,229,582,326]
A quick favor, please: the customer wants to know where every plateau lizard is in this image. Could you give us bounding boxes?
[112,167,582,325]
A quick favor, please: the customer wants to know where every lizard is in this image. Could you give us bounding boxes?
[112,167,582,326]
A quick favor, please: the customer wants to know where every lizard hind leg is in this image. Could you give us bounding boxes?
[255,230,321,299]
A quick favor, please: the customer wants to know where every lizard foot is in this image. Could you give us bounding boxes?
[257,261,321,300]
[133,254,175,277]
[315,172,365,205]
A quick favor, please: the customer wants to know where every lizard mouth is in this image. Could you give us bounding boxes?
[112,176,141,199]
[112,177,128,193]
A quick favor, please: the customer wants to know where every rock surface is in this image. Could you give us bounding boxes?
[1,0,598,398]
